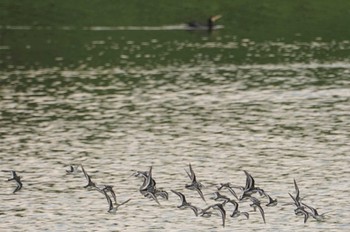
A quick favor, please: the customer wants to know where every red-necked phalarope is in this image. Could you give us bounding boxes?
[3,170,23,194]
[249,197,266,224]
[288,192,301,208]
[154,189,169,200]
[289,178,326,222]
[81,165,97,190]
[199,205,214,218]
[302,202,326,221]
[66,165,81,174]
[294,206,309,223]
[293,179,301,203]
[132,169,152,191]
[171,190,200,216]
[141,190,160,205]
[225,199,249,219]
[101,185,117,204]
[185,163,205,202]
[217,183,239,199]
[134,166,168,205]
[102,188,131,213]
[211,191,230,202]
[265,193,278,207]
[288,179,302,208]
[239,171,265,200]
[211,203,226,228]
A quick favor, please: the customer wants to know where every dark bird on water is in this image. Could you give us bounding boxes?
[187,15,222,31]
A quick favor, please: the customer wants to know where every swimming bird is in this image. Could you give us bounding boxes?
[185,163,205,202]
[171,190,200,216]
[4,170,23,194]
[187,15,222,31]
[249,197,266,224]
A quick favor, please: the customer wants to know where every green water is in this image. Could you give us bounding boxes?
[1,1,350,231]
[2,1,350,70]
[2,0,350,37]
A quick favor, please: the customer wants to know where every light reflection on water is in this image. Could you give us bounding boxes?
[1,36,350,231]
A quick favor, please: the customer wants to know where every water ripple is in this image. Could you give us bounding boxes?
[0,40,349,231]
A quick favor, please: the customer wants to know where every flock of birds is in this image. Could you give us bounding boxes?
[3,164,325,228]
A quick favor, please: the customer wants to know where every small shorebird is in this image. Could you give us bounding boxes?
[302,203,325,221]
[171,190,200,216]
[4,170,23,194]
[217,182,239,199]
[101,185,117,204]
[140,166,157,193]
[212,203,226,228]
[199,205,214,218]
[240,171,265,200]
[134,166,166,205]
[226,199,249,219]
[289,192,301,208]
[155,189,169,200]
[249,197,266,224]
[141,190,160,205]
[102,188,130,213]
[200,203,227,226]
[211,191,231,202]
[131,167,150,191]
[66,165,80,174]
[265,193,278,207]
[288,179,302,208]
[294,206,309,223]
[81,165,97,189]
[185,163,205,202]
[293,179,301,203]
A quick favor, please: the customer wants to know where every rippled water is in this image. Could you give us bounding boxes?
[1,28,350,231]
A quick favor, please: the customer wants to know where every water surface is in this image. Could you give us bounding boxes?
[0,27,349,231]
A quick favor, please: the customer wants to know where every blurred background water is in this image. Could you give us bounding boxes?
[1,1,350,231]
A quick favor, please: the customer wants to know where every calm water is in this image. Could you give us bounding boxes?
[0,27,350,231]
